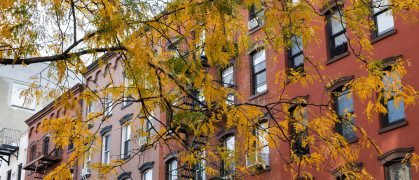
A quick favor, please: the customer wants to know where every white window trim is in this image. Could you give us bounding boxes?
[121,124,131,158]
[102,134,111,164]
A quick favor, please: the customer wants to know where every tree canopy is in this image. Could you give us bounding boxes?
[1,0,419,179]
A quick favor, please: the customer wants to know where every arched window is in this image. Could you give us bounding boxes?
[167,160,178,180]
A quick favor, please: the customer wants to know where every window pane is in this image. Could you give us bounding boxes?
[331,11,346,35]
[253,50,265,65]
[222,66,234,87]
[291,36,303,55]
[255,72,267,87]
[387,99,405,123]
[338,89,353,115]
[377,11,394,35]
[388,161,411,180]
[293,54,304,68]
[144,169,152,180]
[334,33,347,47]
[256,83,267,93]
[253,60,266,73]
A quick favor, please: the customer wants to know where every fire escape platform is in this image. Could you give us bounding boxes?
[23,154,62,172]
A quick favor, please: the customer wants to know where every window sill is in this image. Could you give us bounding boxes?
[326,51,350,65]
[249,90,268,101]
[371,29,397,44]
[67,148,75,154]
[121,102,133,110]
[378,120,408,134]
[248,25,262,35]
[250,165,271,176]
[122,154,130,160]
[346,137,358,144]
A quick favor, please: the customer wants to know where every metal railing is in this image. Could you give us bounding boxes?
[0,128,21,147]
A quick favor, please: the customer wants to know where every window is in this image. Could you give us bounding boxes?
[123,74,134,107]
[143,169,153,180]
[252,50,267,94]
[290,106,309,156]
[139,114,154,147]
[386,161,412,180]
[334,88,356,140]
[121,124,131,158]
[287,35,304,73]
[105,85,113,116]
[195,157,206,180]
[221,136,235,177]
[257,122,269,164]
[82,150,92,177]
[372,0,394,37]
[102,134,111,164]
[327,9,348,59]
[248,1,264,30]
[87,100,94,115]
[30,145,37,161]
[382,71,405,127]
[167,160,178,180]
[222,66,235,105]
[43,138,49,155]
[11,83,35,110]
[7,170,12,180]
[55,145,62,157]
[17,164,22,180]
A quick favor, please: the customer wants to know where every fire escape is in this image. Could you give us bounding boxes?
[0,128,20,166]
[23,137,62,179]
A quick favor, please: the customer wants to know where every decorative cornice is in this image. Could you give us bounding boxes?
[216,126,237,140]
[326,76,354,93]
[289,95,310,110]
[119,113,133,125]
[25,83,83,126]
[381,55,402,70]
[100,125,113,136]
[378,147,413,165]
[138,162,154,173]
[319,0,345,15]
[117,172,131,180]
[163,150,179,163]
[331,162,362,178]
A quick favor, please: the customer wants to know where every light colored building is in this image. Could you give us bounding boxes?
[0,130,27,180]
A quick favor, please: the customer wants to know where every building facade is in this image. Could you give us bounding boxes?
[23,84,83,180]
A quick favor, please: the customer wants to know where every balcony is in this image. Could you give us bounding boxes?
[23,140,62,172]
[0,128,20,165]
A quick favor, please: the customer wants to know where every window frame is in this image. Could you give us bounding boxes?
[251,49,267,95]
[167,159,178,180]
[287,35,304,74]
[381,70,406,128]
[333,87,356,141]
[221,135,236,177]
[289,105,310,156]
[222,65,235,105]
[143,169,153,180]
[385,159,412,180]
[102,133,111,164]
[43,137,49,155]
[371,0,395,38]
[326,9,348,59]
[123,72,134,107]
[121,123,131,159]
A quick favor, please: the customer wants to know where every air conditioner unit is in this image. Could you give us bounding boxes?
[248,18,259,30]
[246,152,269,169]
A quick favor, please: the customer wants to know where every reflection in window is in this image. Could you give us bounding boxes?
[221,136,235,177]
[288,35,304,73]
[373,0,394,36]
[386,161,411,180]
[168,160,178,180]
[290,106,309,156]
[327,9,348,58]
[335,88,356,140]
[382,71,405,127]
[143,169,152,180]
[102,134,111,164]
[252,50,267,94]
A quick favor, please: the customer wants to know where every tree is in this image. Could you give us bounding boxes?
[1,0,419,179]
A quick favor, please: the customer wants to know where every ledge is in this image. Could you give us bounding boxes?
[378,120,408,134]
[371,29,397,44]
[249,90,268,101]
[248,25,262,35]
[250,166,271,176]
[122,155,130,161]
[325,51,350,65]
[121,101,133,110]
[346,137,358,144]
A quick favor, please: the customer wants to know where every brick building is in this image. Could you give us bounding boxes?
[23,84,83,179]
